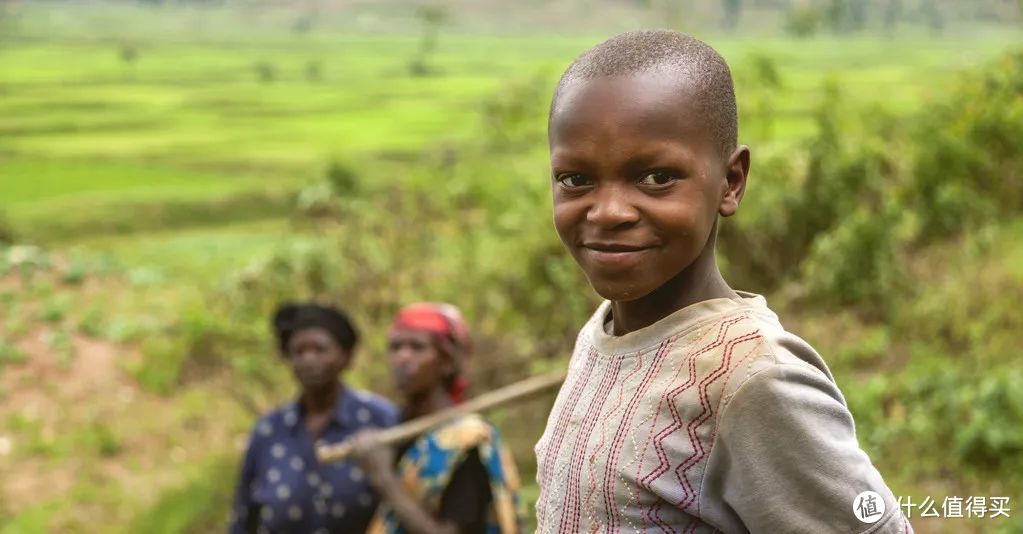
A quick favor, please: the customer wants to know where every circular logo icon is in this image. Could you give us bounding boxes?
[853,491,886,524]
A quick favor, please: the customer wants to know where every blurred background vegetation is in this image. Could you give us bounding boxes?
[0,0,1021,532]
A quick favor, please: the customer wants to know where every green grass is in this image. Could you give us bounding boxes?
[65,220,308,279]
[0,158,276,208]
[124,454,237,534]
[2,32,1017,245]
[2,33,1016,176]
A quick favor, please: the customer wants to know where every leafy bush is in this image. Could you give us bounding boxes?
[722,79,906,307]
[304,59,322,82]
[726,51,1023,315]
[254,60,276,84]
[0,210,14,245]
[128,455,237,533]
[478,71,551,149]
[77,306,104,338]
[909,51,1023,241]
[801,202,909,314]
[785,5,821,38]
[0,340,27,366]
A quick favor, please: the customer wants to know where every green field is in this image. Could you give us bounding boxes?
[1,1,1022,533]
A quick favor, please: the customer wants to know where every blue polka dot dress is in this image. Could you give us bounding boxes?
[229,387,399,533]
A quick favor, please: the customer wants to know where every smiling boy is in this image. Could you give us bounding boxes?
[534,31,912,533]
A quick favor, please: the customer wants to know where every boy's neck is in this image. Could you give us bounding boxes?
[609,250,737,336]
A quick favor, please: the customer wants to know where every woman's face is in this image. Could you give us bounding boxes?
[285,327,350,394]
[388,328,451,399]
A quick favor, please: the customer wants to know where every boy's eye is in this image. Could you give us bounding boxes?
[638,171,678,186]
[556,173,592,188]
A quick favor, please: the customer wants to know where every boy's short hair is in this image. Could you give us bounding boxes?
[550,29,738,157]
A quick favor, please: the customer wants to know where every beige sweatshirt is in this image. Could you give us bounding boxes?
[534,292,912,533]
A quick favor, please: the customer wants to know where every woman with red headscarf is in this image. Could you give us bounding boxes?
[350,303,524,534]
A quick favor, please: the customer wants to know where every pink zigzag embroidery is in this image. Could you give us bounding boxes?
[602,340,672,533]
[641,316,747,531]
[586,347,649,532]
[632,323,720,533]
[674,331,763,509]
[559,355,624,534]
[536,346,597,525]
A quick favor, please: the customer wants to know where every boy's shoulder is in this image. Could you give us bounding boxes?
[570,292,840,408]
[707,292,842,401]
[577,292,830,368]
[568,290,838,411]
[710,294,846,416]
[736,299,834,380]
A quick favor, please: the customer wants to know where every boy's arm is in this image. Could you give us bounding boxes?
[701,362,913,533]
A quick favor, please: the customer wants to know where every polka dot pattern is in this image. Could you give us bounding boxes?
[349,466,364,482]
[228,388,399,533]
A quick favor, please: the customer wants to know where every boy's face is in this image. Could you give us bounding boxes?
[549,73,748,302]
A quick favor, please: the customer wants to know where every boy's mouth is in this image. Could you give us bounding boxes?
[583,242,650,252]
[581,242,654,267]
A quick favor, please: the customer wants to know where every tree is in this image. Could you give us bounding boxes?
[409,4,449,76]
[785,4,821,38]
[920,0,945,34]
[883,0,903,35]
[657,0,690,30]
[824,0,846,32]
[847,0,867,31]
[722,0,742,29]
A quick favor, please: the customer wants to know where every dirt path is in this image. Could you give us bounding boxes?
[0,264,247,529]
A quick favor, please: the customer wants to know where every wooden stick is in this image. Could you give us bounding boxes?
[316,369,567,464]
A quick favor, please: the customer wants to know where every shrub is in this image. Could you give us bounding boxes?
[909,51,1023,241]
[0,210,15,245]
[254,61,276,84]
[304,59,322,82]
[784,5,821,38]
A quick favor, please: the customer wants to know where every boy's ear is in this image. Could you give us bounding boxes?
[719,145,750,217]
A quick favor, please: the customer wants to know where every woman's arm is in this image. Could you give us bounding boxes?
[371,472,462,534]
[228,429,262,534]
[351,430,464,534]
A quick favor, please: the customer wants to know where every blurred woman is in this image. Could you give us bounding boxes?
[352,302,524,534]
[230,302,399,534]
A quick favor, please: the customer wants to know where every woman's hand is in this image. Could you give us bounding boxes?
[350,429,462,534]
[349,429,396,489]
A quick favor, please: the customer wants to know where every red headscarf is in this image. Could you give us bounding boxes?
[390,302,472,403]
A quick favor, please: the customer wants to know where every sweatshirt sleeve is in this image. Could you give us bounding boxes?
[700,362,913,534]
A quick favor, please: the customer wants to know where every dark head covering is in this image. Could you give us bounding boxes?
[272,302,359,355]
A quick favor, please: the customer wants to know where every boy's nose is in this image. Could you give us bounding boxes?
[587,184,640,228]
